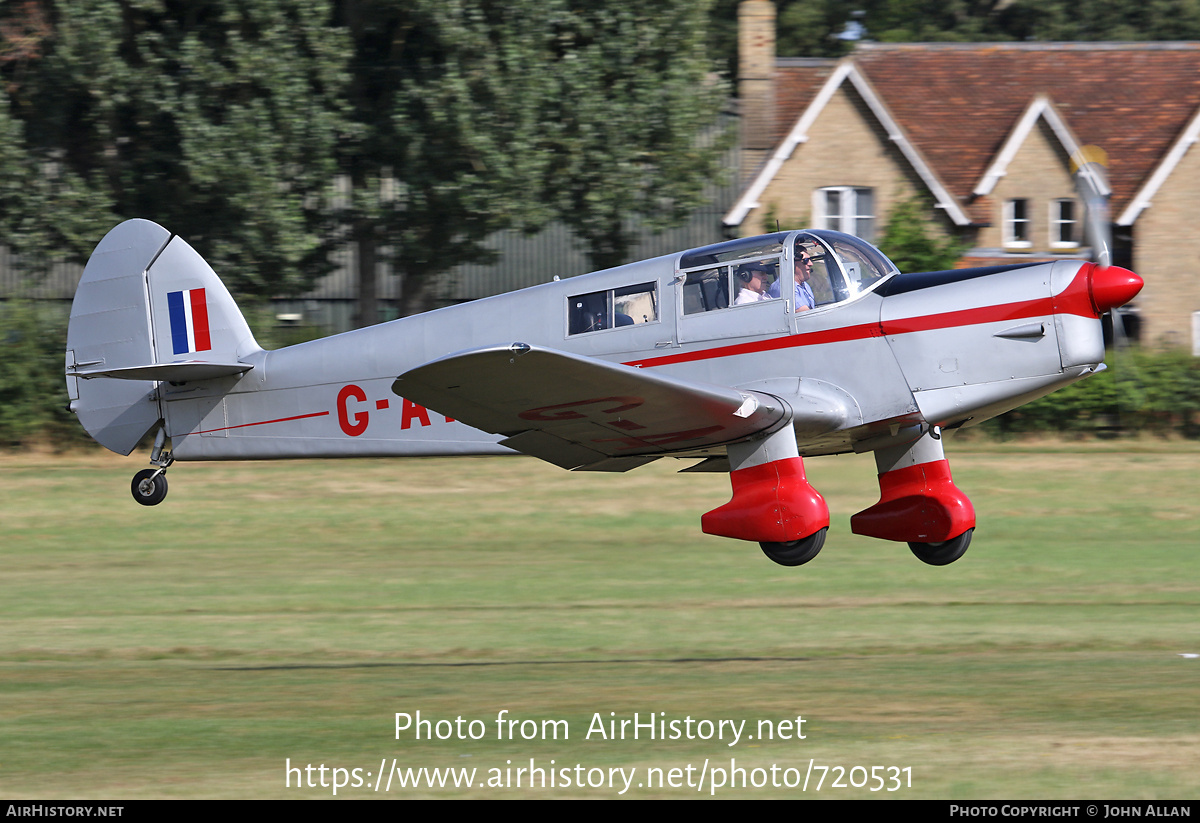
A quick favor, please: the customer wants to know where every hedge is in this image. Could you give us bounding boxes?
[0,301,86,448]
[983,348,1200,439]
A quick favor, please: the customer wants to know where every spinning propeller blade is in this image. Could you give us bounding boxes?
[1071,145,1141,348]
[1071,145,1112,269]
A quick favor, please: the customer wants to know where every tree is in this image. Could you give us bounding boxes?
[3,1,732,325]
[877,197,964,274]
[0,0,350,298]
[337,0,730,321]
[335,0,559,322]
[540,0,731,271]
[0,1,113,278]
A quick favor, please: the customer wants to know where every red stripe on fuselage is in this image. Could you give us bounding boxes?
[879,295,1050,336]
[624,320,883,368]
[195,410,329,435]
[623,290,1082,370]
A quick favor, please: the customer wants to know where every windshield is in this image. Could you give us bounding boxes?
[791,230,898,306]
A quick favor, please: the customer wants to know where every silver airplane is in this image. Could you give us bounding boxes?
[64,156,1142,568]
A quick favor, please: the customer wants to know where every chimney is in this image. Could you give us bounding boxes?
[739,0,776,185]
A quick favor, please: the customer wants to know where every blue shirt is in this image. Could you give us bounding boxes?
[768,278,815,309]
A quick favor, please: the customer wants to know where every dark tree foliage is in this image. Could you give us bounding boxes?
[337,0,729,320]
[0,0,349,297]
[1,1,730,324]
[334,0,561,321]
[0,2,113,278]
[538,0,731,273]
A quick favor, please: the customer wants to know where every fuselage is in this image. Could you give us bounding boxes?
[161,230,1126,462]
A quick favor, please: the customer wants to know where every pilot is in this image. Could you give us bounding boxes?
[734,263,771,304]
[768,245,816,311]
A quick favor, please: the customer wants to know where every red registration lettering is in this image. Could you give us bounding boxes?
[337,384,369,436]
[401,398,432,430]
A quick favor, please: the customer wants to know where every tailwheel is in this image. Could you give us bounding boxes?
[760,527,827,567]
[131,468,168,506]
[908,528,973,566]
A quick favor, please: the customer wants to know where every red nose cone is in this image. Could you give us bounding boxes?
[1089,265,1143,315]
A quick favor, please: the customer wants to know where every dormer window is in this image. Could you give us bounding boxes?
[815,187,874,241]
[1051,198,1078,248]
[1004,198,1031,248]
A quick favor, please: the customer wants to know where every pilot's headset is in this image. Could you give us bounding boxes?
[737,262,770,283]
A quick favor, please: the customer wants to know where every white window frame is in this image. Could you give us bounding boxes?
[814,187,874,241]
[1050,198,1078,249]
[1004,198,1031,249]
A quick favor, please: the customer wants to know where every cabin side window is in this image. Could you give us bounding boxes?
[682,268,729,314]
[681,256,782,314]
[681,257,780,314]
[568,282,658,335]
[678,237,786,314]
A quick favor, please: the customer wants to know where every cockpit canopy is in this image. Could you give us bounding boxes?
[565,230,901,337]
[678,230,899,312]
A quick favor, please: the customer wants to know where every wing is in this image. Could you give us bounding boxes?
[393,343,792,471]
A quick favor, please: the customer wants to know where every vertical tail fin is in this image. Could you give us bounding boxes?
[66,220,260,455]
[143,229,259,364]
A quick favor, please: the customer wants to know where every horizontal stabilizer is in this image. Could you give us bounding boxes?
[72,360,253,382]
[394,343,791,470]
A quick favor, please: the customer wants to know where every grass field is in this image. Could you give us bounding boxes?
[2,440,1198,798]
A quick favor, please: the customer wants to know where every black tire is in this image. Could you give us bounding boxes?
[908,528,973,566]
[760,527,827,567]
[131,469,168,506]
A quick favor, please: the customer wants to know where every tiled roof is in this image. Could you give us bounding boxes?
[846,42,1200,217]
[773,58,839,143]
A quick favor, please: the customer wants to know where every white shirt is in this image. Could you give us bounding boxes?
[735,288,769,305]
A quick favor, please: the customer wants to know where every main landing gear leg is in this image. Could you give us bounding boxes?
[701,423,830,567]
[131,427,173,507]
[850,429,975,565]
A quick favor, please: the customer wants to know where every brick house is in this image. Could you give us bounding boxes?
[728,1,1200,351]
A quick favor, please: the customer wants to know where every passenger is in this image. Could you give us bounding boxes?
[734,263,771,304]
[768,245,816,311]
